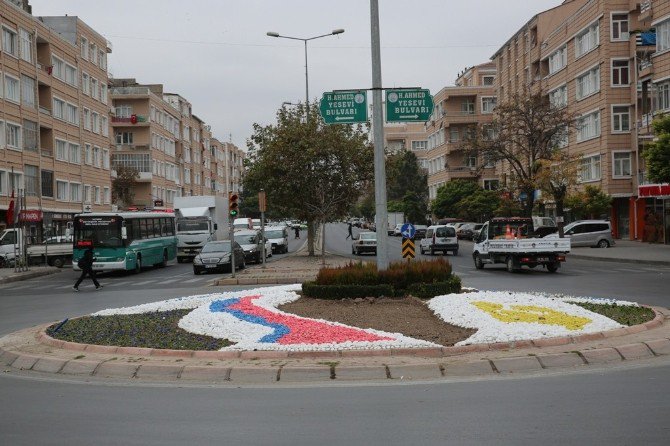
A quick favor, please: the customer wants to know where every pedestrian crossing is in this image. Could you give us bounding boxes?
[0,274,215,292]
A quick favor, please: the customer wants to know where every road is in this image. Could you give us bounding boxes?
[1,223,669,445]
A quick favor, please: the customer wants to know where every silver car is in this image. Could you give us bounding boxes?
[548,220,615,248]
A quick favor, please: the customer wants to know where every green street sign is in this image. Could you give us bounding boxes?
[385,89,434,123]
[319,90,368,124]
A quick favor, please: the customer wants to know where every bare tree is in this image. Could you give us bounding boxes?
[536,151,580,236]
[111,165,140,209]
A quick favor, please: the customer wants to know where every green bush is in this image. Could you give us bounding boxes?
[315,261,379,286]
[302,282,394,299]
[407,276,462,299]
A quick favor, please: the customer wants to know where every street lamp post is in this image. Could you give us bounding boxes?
[266,29,344,112]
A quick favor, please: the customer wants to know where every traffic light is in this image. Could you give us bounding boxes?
[229,192,239,217]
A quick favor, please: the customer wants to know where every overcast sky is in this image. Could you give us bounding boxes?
[30,0,561,149]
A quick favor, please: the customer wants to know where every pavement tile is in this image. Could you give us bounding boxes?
[390,348,444,358]
[229,367,279,383]
[287,350,341,359]
[387,364,442,380]
[615,343,654,360]
[180,366,231,381]
[0,350,20,366]
[60,360,100,376]
[61,341,87,351]
[32,357,67,373]
[280,366,332,382]
[116,347,153,356]
[572,332,605,343]
[492,356,543,373]
[334,365,388,381]
[602,327,630,338]
[84,344,118,354]
[625,325,648,334]
[644,338,670,356]
[192,351,240,359]
[240,350,287,359]
[536,352,585,369]
[150,349,194,358]
[444,344,489,355]
[442,360,495,377]
[340,349,391,358]
[136,364,184,380]
[580,348,622,364]
[531,336,572,347]
[95,361,139,378]
[10,354,40,370]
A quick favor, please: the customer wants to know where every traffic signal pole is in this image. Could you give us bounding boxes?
[229,192,239,278]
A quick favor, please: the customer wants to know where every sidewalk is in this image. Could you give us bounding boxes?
[569,239,670,266]
[0,266,62,285]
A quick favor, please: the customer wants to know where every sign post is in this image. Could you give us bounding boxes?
[385,89,433,123]
[259,190,267,268]
[319,90,368,124]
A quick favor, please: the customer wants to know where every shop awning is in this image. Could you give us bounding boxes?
[639,183,670,198]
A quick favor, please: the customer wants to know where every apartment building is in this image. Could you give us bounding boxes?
[424,62,498,201]
[491,0,668,243]
[210,137,245,196]
[384,122,429,170]
[0,0,112,238]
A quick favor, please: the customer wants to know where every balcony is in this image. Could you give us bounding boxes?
[446,166,478,179]
[111,115,148,126]
[110,86,151,97]
[638,58,653,78]
[137,172,153,182]
[637,113,654,136]
[114,144,150,152]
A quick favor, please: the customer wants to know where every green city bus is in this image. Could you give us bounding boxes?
[73,212,177,273]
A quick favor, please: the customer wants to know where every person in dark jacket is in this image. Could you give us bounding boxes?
[294,226,300,239]
[346,222,353,239]
[73,247,102,291]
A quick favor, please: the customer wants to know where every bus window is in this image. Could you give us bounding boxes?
[140,219,149,239]
[152,219,161,238]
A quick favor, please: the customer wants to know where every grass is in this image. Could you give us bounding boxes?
[572,302,655,326]
[46,309,234,351]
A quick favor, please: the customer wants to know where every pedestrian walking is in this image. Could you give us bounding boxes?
[294,226,300,239]
[346,222,353,239]
[73,247,102,291]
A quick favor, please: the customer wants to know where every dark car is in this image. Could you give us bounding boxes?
[457,223,484,240]
[234,229,265,263]
[193,240,245,275]
[413,224,428,239]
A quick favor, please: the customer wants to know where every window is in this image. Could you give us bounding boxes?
[611,14,629,41]
[450,128,459,142]
[575,21,599,58]
[465,155,477,168]
[576,66,600,100]
[102,149,110,169]
[548,46,566,74]
[100,51,107,70]
[25,165,38,196]
[611,59,629,86]
[481,97,497,113]
[69,143,81,164]
[19,29,32,63]
[93,147,101,167]
[65,64,77,86]
[549,85,568,108]
[23,120,37,151]
[56,180,68,201]
[84,185,91,204]
[612,106,630,132]
[81,73,89,95]
[613,152,631,177]
[115,105,132,118]
[51,56,64,80]
[461,101,474,114]
[95,186,101,204]
[115,132,133,145]
[184,168,191,184]
[576,111,600,142]
[101,116,108,136]
[6,122,21,150]
[90,43,98,65]
[2,27,18,56]
[100,83,107,104]
[66,103,79,125]
[483,179,500,190]
[483,76,495,86]
[4,74,19,102]
[658,19,670,52]
[90,77,98,99]
[56,139,68,161]
[551,125,569,149]
[580,154,601,182]
[85,144,92,164]
[103,187,110,204]
[657,81,670,111]
[92,112,99,133]
[112,154,151,173]
[20,75,35,107]
[81,37,88,60]
[83,108,90,130]
[41,170,54,198]
[0,170,6,196]
[70,183,81,202]
[53,97,65,120]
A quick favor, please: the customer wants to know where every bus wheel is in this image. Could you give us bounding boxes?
[159,251,168,268]
[51,257,65,268]
[133,256,142,274]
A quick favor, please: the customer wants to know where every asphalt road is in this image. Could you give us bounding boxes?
[1,223,669,445]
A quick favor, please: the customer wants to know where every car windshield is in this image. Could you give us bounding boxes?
[266,230,284,239]
[234,234,256,244]
[359,233,376,240]
[201,242,231,253]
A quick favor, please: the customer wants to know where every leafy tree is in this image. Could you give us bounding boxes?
[385,151,429,224]
[431,180,480,218]
[462,90,576,217]
[244,102,373,256]
[644,116,670,183]
[565,185,612,220]
[494,195,523,217]
[111,165,139,209]
[455,189,501,222]
[536,151,580,234]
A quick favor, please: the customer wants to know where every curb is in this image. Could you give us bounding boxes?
[568,252,670,267]
[0,268,61,285]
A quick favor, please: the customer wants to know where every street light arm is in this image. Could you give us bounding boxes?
[266,29,345,42]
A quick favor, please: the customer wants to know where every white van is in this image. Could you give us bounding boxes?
[264,226,289,254]
[419,225,459,256]
[233,218,253,231]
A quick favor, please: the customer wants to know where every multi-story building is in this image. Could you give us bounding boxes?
[383,122,429,170]
[424,62,498,201]
[0,0,112,238]
[490,0,670,243]
[209,138,244,197]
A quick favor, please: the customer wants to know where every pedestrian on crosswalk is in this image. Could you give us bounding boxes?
[73,247,102,291]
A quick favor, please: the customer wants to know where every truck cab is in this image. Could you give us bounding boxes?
[174,195,228,263]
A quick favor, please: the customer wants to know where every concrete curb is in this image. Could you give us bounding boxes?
[0,268,61,285]
[568,252,670,267]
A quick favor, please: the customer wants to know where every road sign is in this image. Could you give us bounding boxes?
[258,190,267,213]
[385,89,433,123]
[319,90,368,124]
[402,237,415,259]
[401,223,416,239]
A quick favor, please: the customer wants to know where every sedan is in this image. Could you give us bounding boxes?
[193,240,246,275]
[352,231,377,255]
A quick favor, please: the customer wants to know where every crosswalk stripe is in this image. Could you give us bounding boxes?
[182,278,203,283]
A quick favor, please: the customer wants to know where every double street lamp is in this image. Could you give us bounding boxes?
[266,29,344,112]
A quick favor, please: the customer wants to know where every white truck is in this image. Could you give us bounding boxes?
[174,195,228,263]
[387,212,404,235]
[0,228,73,268]
[472,217,570,273]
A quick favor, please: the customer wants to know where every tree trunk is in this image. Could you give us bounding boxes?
[522,188,535,218]
[556,199,565,237]
[307,219,315,256]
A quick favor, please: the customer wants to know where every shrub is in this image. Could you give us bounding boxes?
[315,261,379,286]
[302,282,394,299]
[379,259,453,291]
[407,276,462,299]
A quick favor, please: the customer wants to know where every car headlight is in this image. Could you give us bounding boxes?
[217,255,231,264]
[193,256,203,264]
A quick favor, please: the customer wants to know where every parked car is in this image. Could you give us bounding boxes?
[264,226,289,254]
[193,240,245,275]
[233,229,265,263]
[545,220,614,248]
[454,222,476,238]
[413,224,428,239]
[251,219,262,229]
[420,225,459,256]
[352,231,377,255]
[233,218,253,231]
[457,223,484,240]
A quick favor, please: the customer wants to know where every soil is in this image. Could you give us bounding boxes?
[279,296,476,347]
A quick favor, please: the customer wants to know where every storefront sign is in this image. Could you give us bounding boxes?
[19,210,43,222]
[639,184,670,198]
